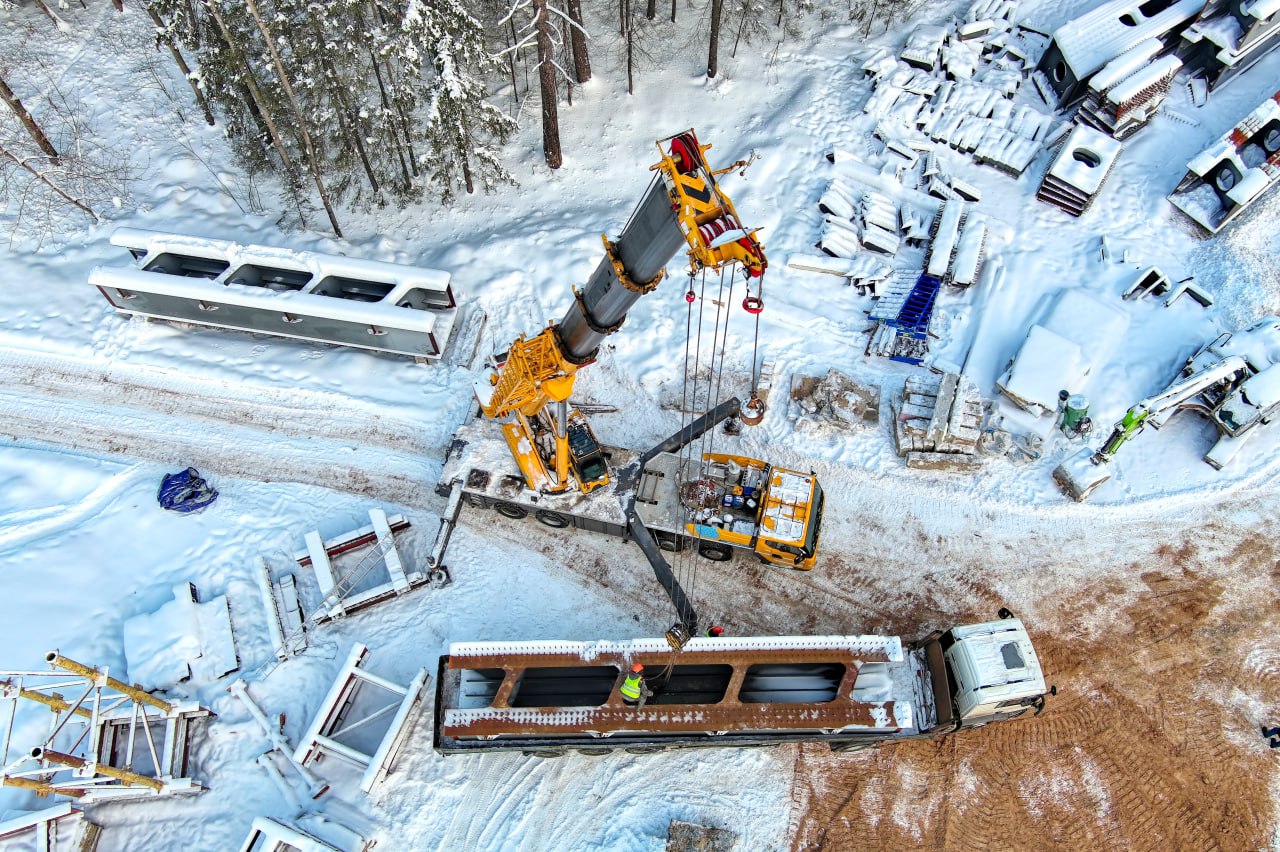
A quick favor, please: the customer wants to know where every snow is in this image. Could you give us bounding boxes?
[2,0,1280,848]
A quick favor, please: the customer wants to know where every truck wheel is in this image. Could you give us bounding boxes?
[522,749,565,758]
[830,740,874,753]
[535,509,570,528]
[494,502,527,520]
[657,534,684,553]
[697,542,732,562]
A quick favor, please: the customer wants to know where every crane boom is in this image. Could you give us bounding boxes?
[476,130,767,495]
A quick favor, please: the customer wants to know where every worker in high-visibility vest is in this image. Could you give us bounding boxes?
[706,625,724,637]
[620,663,647,706]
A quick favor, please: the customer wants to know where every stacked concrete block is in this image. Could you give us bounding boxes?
[892,373,986,470]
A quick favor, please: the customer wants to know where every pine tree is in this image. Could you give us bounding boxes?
[407,0,517,199]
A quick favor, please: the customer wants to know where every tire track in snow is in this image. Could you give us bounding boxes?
[0,465,151,552]
[0,349,439,508]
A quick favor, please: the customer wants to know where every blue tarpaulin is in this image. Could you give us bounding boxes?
[157,467,219,513]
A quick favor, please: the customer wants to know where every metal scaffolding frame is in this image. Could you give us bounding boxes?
[0,652,210,803]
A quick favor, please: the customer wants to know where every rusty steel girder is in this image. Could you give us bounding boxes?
[438,636,915,743]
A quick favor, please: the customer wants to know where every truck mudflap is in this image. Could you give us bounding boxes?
[922,636,957,735]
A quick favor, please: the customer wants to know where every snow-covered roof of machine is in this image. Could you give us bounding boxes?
[1051,0,1204,79]
[1242,0,1280,20]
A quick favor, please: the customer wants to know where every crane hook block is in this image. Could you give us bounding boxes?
[685,290,696,304]
[743,295,764,314]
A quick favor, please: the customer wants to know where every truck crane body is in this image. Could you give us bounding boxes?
[435,132,823,639]
[1054,315,1280,500]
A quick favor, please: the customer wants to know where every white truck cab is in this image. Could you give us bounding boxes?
[940,617,1048,728]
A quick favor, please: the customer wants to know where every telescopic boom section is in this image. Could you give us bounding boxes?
[477,130,768,494]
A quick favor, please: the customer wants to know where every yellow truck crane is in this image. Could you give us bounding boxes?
[475,130,766,495]
[432,131,823,643]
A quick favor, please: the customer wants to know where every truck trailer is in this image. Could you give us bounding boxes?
[432,615,1049,755]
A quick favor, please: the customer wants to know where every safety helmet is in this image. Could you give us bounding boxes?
[631,663,644,673]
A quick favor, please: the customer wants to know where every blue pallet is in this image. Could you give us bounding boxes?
[888,273,942,337]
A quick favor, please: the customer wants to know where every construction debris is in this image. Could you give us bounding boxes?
[0,804,101,852]
[1036,124,1123,216]
[296,509,443,624]
[122,582,239,689]
[667,820,739,852]
[789,370,881,429]
[293,644,429,795]
[1121,267,1214,308]
[891,373,986,470]
[230,679,330,800]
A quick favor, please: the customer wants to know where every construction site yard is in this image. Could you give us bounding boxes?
[3,0,1280,848]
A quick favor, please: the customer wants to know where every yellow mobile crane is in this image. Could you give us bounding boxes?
[433,132,823,640]
[475,130,767,495]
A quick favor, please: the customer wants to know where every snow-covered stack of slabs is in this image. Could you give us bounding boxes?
[893,372,986,468]
[1077,39,1182,140]
[860,191,902,255]
[1036,124,1123,216]
[818,214,862,258]
[901,24,949,70]
[818,178,857,219]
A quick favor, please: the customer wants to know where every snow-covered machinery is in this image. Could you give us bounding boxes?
[1167,90,1280,233]
[432,615,1050,755]
[1054,315,1280,500]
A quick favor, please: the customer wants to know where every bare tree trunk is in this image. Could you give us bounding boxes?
[618,0,625,35]
[504,17,520,104]
[731,1,747,57]
[113,0,124,10]
[511,17,529,95]
[625,0,635,95]
[202,0,294,173]
[777,0,784,27]
[367,49,413,187]
[31,0,65,28]
[707,0,723,78]
[0,74,60,162]
[244,0,343,236]
[371,49,421,179]
[671,0,677,23]
[560,16,574,106]
[645,0,655,19]
[533,0,562,170]
[309,25,379,196]
[459,131,474,194]
[567,0,591,83]
[0,143,97,220]
[144,5,216,126]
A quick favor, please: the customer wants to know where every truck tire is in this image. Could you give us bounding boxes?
[657,533,684,553]
[534,509,570,528]
[697,542,732,562]
[494,502,527,520]
[522,748,565,758]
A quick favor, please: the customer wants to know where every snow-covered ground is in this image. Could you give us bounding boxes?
[2,0,1279,848]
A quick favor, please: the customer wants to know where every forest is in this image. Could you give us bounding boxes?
[0,0,919,241]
